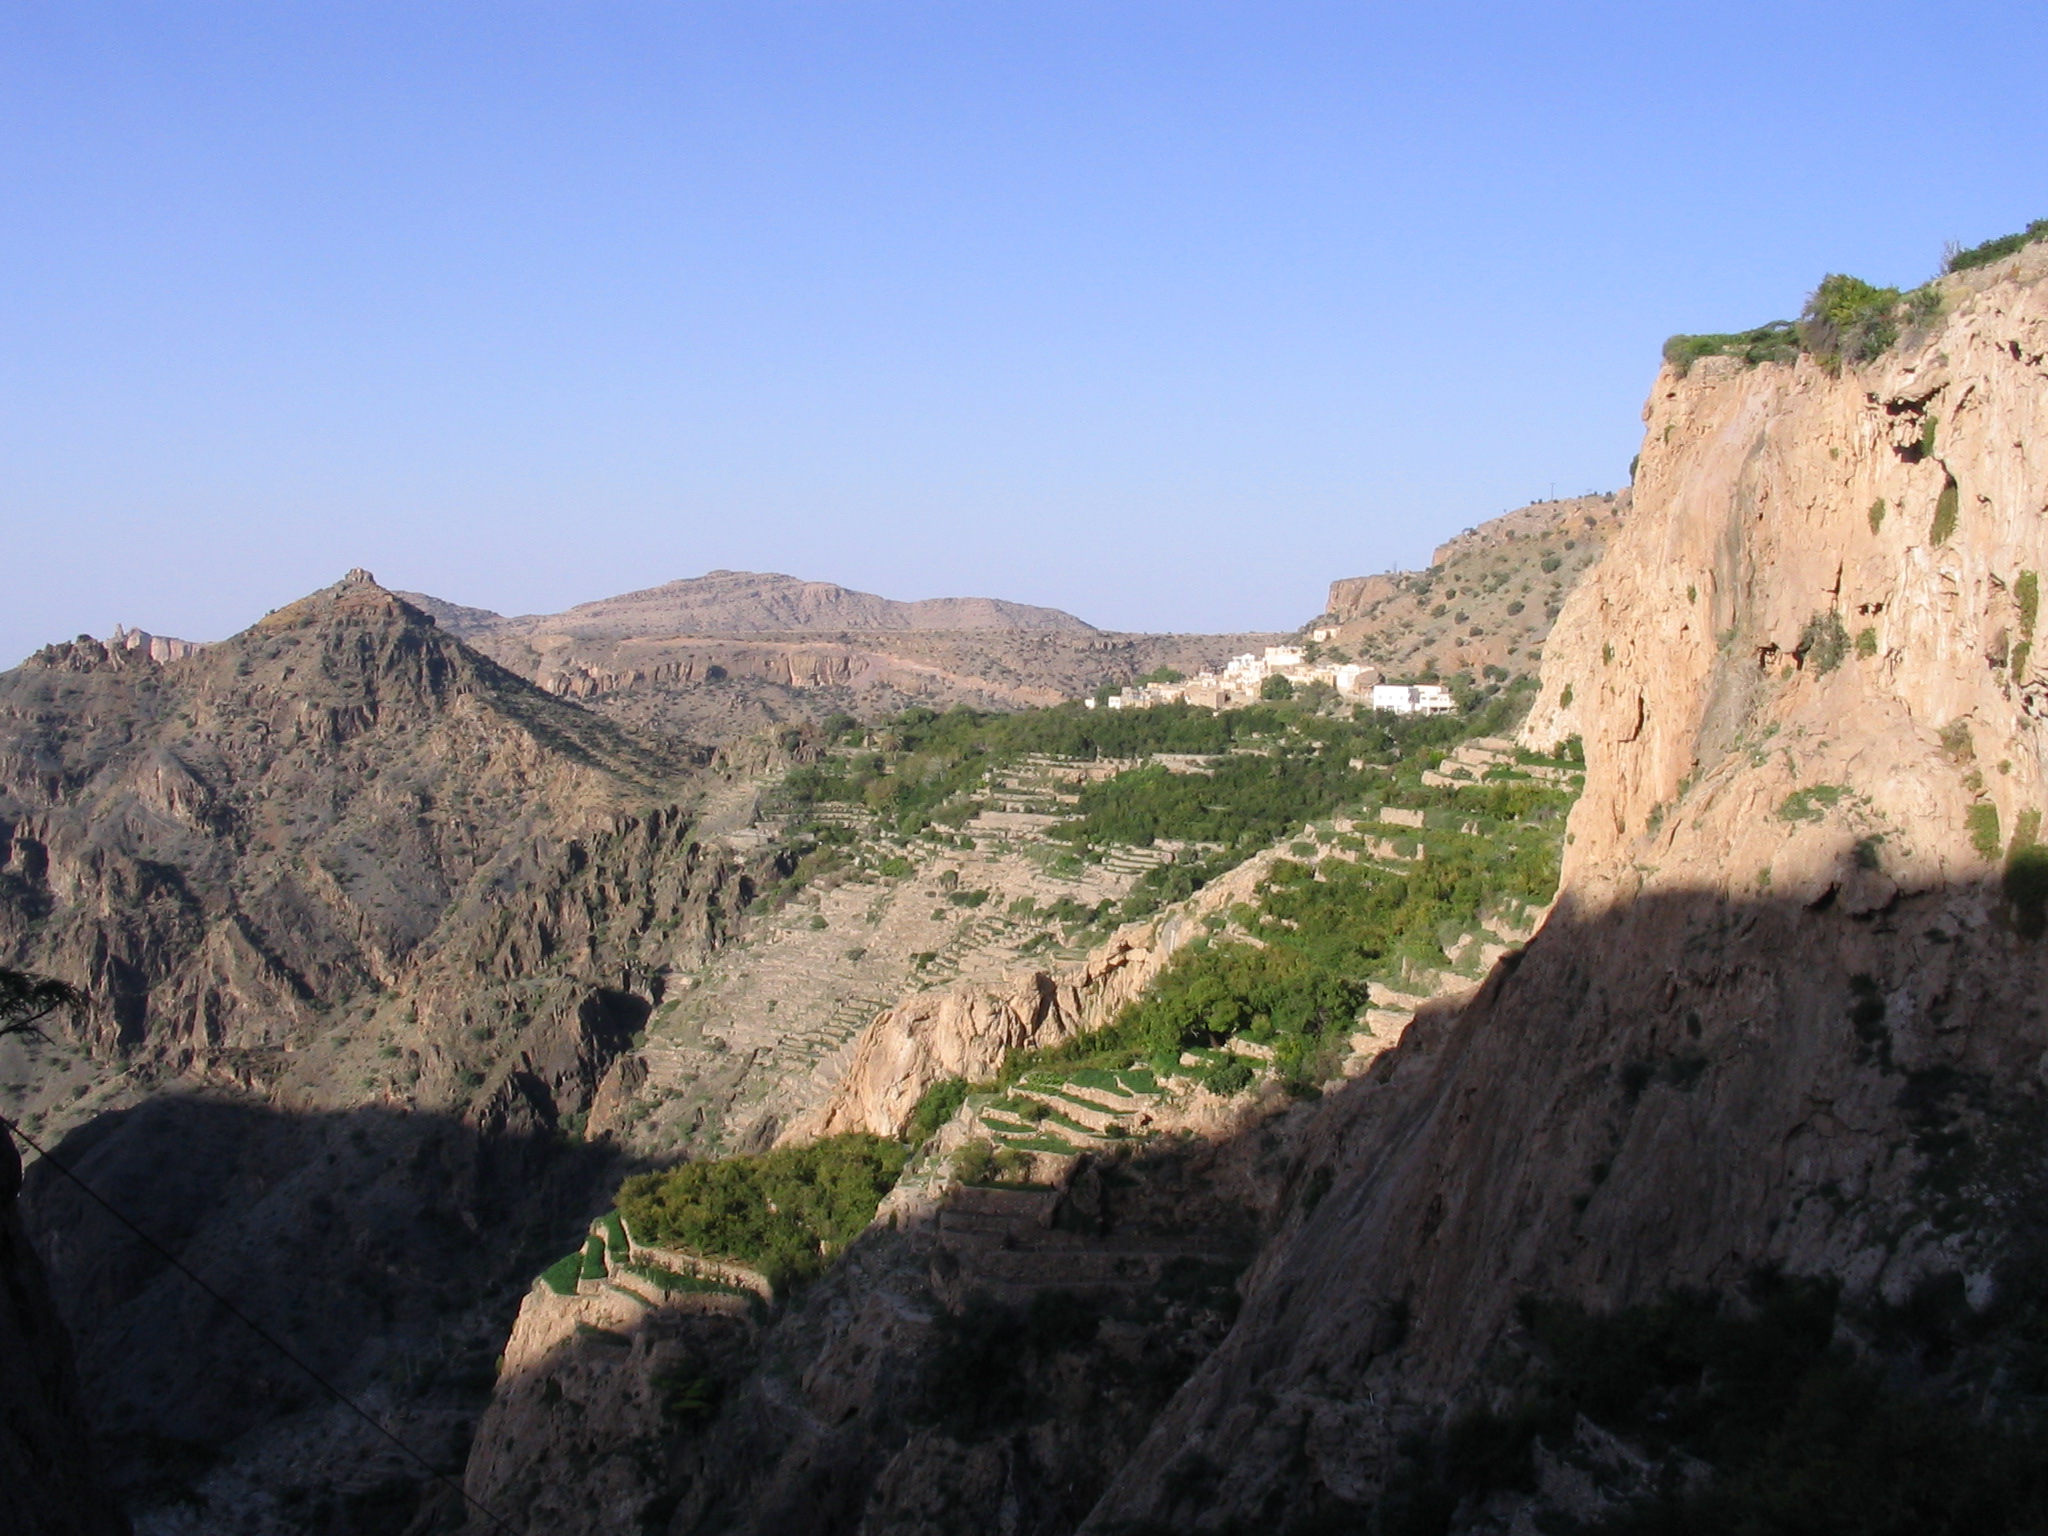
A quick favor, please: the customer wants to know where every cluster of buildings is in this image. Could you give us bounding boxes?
[1091,647,1457,716]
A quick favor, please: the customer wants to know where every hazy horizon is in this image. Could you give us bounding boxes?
[6,2,2045,664]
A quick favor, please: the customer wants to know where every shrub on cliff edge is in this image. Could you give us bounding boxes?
[1946,218,2048,273]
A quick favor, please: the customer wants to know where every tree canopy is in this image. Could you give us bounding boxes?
[0,967,85,1041]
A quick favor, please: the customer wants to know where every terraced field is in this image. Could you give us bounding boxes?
[597,691,1579,1170]
[908,735,1585,1171]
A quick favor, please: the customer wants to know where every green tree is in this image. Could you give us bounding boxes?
[0,967,85,1043]
[1261,674,1295,701]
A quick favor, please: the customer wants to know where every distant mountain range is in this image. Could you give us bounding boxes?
[398,569,1099,639]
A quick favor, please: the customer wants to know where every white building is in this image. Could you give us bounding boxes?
[1370,683,1457,716]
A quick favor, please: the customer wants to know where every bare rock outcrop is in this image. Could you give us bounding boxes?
[1522,246,2048,901]
[1081,244,2048,1529]
[463,1279,754,1536]
[788,850,1279,1142]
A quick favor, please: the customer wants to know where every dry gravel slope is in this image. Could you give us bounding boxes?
[1319,491,1626,681]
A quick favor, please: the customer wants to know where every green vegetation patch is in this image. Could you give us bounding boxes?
[1969,802,2004,861]
[1777,785,1846,823]
[1932,476,1961,544]
[1005,781,1570,1089]
[1946,217,2048,273]
[539,1250,585,1295]
[1666,260,1952,381]
[908,1076,970,1144]
[1662,321,1801,376]
[1800,273,1941,371]
[953,1139,1037,1186]
[617,1133,908,1289]
[1798,610,1849,675]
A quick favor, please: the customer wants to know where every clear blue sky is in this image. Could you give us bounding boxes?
[4,3,2044,662]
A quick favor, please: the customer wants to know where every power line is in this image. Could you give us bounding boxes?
[2,1114,521,1536]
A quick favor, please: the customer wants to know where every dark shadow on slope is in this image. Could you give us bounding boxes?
[1078,869,2048,1535]
[484,870,2048,1536]
[467,1124,1267,1536]
[19,1092,641,1535]
[0,1125,130,1536]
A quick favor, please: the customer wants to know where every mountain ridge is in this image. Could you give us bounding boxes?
[399,567,1099,640]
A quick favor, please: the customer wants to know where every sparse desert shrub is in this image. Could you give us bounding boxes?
[1778,785,1845,823]
[1856,627,1879,659]
[1968,802,2003,861]
[1869,497,1887,533]
[1798,610,1850,675]
[2007,818,2048,939]
[651,1365,724,1425]
[951,1139,993,1185]
[1398,1275,2048,1534]
[1931,476,1961,544]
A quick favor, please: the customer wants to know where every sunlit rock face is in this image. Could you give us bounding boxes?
[1084,247,2048,1529]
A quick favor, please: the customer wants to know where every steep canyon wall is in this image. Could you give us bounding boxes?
[1082,245,2048,1527]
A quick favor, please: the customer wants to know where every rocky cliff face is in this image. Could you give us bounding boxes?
[438,248,2048,1536]
[791,848,1281,1143]
[1079,243,2048,1528]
